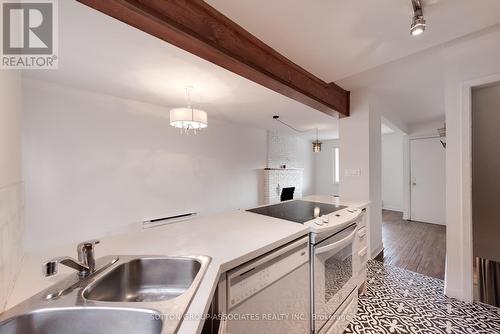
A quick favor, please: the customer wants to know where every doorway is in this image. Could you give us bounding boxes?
[379,127,447,279]
[471,82,500,306]
[410,137,446,225]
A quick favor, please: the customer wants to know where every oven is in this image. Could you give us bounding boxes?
[310,222,358,333]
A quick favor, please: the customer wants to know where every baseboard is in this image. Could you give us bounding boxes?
[371,243,384,260]
[444,287,473,303]
[373,249,384,262]
[409,217,446,226]
[382,205,403,212]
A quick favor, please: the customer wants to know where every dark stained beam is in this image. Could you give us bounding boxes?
[77,0,350,117]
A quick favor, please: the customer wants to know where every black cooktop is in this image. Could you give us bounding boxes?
[247,200,346,224]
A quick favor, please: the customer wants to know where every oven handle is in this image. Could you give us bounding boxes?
[315,226,357,255]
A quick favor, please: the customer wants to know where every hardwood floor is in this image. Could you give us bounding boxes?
[375,210,446,279]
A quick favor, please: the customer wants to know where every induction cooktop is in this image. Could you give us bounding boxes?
[247,200,347,224]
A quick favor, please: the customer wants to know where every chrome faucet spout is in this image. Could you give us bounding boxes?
[42,240,101,277]
[77,240,100,273]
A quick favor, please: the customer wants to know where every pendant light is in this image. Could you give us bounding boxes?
[273,115,322,153]
[312,128,322,153]
[170,86,208,134]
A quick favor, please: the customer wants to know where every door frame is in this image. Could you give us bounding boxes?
[457,73,500,302]
[408,135,443,223]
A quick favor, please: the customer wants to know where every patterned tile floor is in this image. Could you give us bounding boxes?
[345,260,500,334]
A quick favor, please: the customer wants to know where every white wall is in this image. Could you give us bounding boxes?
[0,70,24,310]
[339,89,383,259]
[266,130,315,196]
[443,26,500,301]
[381,133,404,212]
[314,139,340,196]
[22,79,273,250]
[408,117,446,138]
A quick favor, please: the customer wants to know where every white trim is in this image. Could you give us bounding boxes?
[371,242,384,260]
[445,288,470,301]
[332,147,340,185]
[453,72,500,302]
[402,135,410,220]
[382,205,403,212]
[409,134,441,140]
[408,217,445,226]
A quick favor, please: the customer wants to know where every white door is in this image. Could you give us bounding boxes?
[410,137,446,225]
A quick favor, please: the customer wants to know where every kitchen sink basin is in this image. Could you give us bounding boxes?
[0,307,162,334]
[0,255,210,334]
[83,257,203,302]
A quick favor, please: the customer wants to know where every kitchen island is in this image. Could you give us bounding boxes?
[5,195,369,333]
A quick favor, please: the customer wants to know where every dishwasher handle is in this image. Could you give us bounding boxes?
[227,235,309,280]
[225,236,309,311]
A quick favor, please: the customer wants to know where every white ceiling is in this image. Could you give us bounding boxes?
[23,1,339,140]
[206,0,500,129]
[24,1,500,137]
[338,43,446,127]
[207,0,500,82]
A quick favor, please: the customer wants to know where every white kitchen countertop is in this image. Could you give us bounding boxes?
[6,195,370,333]
[303,194,370,210]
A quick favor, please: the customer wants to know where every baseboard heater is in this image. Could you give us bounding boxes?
[142,212,197,229]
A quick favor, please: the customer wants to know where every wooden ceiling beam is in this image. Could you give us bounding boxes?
[77,0,350,117]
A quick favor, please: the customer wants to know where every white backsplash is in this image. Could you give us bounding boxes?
[0,182,24,310]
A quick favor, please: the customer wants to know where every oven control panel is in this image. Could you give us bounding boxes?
[308,208,362,235]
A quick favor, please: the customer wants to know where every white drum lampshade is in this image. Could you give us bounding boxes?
[169,107,208,131]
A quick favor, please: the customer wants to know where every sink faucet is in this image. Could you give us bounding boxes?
[43,240,100,277]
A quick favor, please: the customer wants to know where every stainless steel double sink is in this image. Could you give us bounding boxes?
[0,255,211,334]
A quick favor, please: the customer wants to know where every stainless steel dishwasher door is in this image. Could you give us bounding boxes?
[223,236,310,334]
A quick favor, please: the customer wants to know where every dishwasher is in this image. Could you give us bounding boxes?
[216,236,310,334]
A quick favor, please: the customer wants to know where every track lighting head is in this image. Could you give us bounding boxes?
[410,0,426,36]
[410,15,426,36]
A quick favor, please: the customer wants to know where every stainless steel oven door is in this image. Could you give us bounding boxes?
[312,223,358,333]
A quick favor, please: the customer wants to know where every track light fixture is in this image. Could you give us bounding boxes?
[410,0,426,36]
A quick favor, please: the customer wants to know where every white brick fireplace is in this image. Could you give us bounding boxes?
[263,168,303,204]
[263,131,305,204]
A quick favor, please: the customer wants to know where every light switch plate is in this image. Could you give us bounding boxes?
[345,169,362,177]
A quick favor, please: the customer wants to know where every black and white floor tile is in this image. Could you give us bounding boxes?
[345,260,500,334]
